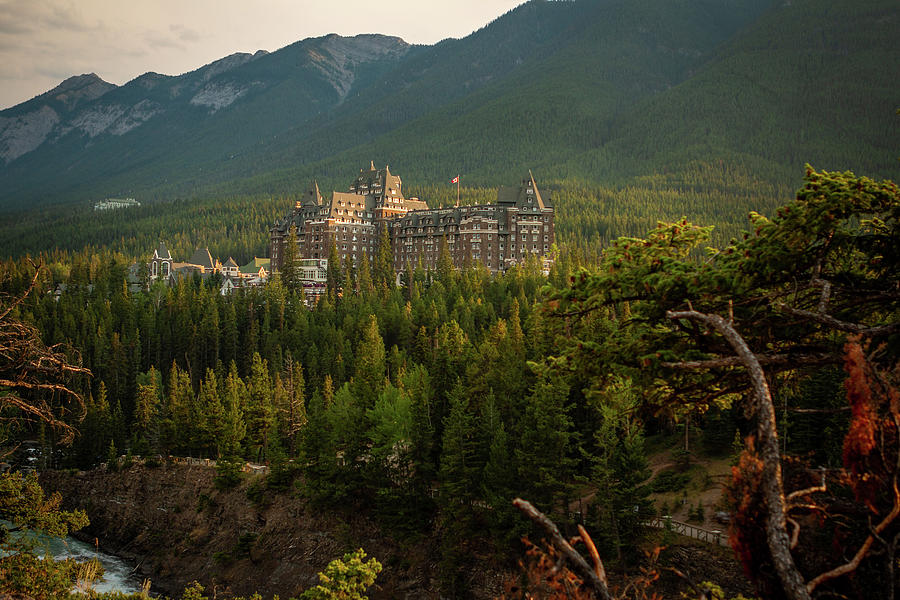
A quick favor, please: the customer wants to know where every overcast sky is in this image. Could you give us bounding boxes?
[0,0,525,110]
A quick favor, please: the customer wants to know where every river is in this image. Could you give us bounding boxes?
[6,528,143,595]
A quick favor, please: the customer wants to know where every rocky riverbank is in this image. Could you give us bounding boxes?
[40,463,503,599]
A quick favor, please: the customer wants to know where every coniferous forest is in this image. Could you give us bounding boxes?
[0,165,897,599]
[0,0,898,597]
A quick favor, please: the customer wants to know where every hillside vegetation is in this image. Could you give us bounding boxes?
[0,0,896,222]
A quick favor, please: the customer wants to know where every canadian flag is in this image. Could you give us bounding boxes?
[451,175,459,184]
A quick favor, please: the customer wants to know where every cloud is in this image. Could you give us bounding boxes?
[0,0,527,110]
[0,0,37,36]
[143,30,186,51]
[43,2,98,33]
[170,24,201,43]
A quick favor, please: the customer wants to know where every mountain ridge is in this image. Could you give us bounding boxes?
[0,0,897,212]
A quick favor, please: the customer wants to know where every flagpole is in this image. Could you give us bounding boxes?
[456,174,460,207]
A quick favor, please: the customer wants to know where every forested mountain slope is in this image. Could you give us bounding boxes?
[0,35,410,209]
[589,0,900,184]
[1,0,896,265]
[0,0,856,211]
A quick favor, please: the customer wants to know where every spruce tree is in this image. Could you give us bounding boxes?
[326,241,343,299]
[589,377,652,561]
[515,375,575,514]
[281,224,301,295]
[353,315,386,409]
[373,227,394,291]
[357,252,374,297]
[162,362,193,455]
[437,380,482,596]
[133,367,162,455]
[246,352,275,463]
[222,361,248,458]
[282,355,307,457]
[197,368,225,458]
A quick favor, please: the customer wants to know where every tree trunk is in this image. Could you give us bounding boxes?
[668,310,811,600]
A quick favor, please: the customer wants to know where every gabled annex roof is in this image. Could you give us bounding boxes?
[187,248,215,269]
[153,241,172,261]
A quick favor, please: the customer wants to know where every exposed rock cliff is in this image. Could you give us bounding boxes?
[40,464,503,599]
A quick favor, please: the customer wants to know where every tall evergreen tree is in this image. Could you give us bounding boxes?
[246,352,275,462]
[221,361,248,458]
[353,315,386,409]
[281,224,301,295]
[281,355,307,457]
[589,377,652,561]
[356,252,374,296]
[162,362,193,455]
[373,227,394,291]
[133,367,162,455]
[437,380,483,596]
[196,368,225,458]
[515,375,575,514]
[326,241,343,299]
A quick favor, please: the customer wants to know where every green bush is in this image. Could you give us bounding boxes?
[0,552,79,600]
[650,469,691,493]
[300,548,382,600]
[214,458,243,490]
[245,479,267,506]
[235,533,257,559]
[267,458,300,492]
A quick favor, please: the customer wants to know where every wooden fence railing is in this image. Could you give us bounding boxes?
[647,516,728,546]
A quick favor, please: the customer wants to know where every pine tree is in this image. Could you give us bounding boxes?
[281,224,301,295]
[480,392,521,543]
[402,364,437,522]
[437,380,483,596]
[221,361,248,458]
[282,355,307,456]
[373,227,394,292]
[326,241,343,299]
[353,315,386,409]
[133,367,162,455]
[196,368,225,458]
[300,388,334,502]
[162,362,193,455]
[589,377,652,561]
[515,375,574,514]
[437,237,454,283]
[357,252,374,297]
[246,352,275,463]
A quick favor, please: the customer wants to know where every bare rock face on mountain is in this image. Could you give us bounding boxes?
[0,73,116,163]
[310,34,410,101]
[0,105,60,163]
[47,73,117,111]
[0,34,410,173]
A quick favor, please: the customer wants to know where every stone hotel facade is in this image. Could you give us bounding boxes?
[269,162,554,274]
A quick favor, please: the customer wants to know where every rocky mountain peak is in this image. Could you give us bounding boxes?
[308,34,411,101]
[45,73,116,110]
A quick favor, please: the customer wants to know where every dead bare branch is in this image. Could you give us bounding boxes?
[787,470,827,504]
[661,353,837,370]
[0,261,91,444]
[666,309,811,600]
[806,474,900,594]
[776,304,899,336]
[513,498,612,600]
[577,524,607,585]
